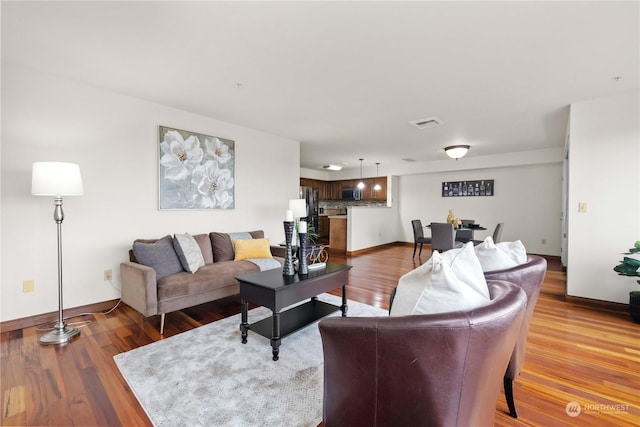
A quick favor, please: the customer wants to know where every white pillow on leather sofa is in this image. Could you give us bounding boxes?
[390,242,490,316]
[474,237,527,272]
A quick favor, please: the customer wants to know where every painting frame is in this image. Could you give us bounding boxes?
[158,126,235,210]
[442,180,494,197]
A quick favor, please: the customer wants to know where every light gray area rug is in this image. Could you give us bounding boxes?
[114,293,387,427]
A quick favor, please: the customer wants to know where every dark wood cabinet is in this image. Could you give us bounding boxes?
[368,177,387,201]
[317,215,329,242]
[300,178,317,188]
[299,177,387,201]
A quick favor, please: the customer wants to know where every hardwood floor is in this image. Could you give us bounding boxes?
[2,244,639,426]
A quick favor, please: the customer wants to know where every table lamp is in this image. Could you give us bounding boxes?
[32,162,84,345]
[289,199,307,246]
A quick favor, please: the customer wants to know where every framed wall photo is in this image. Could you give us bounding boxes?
[159,126,235,209]
[442,180,494,197]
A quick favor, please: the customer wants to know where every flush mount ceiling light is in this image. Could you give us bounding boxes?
[322,164,342,171]
[357,159,365,189]
[444,145,470,160]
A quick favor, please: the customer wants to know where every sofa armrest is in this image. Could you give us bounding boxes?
[270,245,287,258]
[120,261,158,317]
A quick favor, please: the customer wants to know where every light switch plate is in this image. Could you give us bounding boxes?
[23,280,35,293]
[578,202,587,213]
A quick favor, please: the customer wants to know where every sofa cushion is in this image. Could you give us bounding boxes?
[390,242,490,316]
[233,238,273,261]
[132,235,184,280]
[157,260,260,300]
[173,233,206,273]
[475,237,527,272]
[210,230,266,262]
[193,233,214,264]
[211,232,234,262]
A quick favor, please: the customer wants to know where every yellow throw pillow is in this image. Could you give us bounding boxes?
[233,238,273,261]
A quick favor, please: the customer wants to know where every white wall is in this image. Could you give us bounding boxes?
[398,163,563,256]
[567,91,640,303]
[1,63,300,322]
[347,206,399,252]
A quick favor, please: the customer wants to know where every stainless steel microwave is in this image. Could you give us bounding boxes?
[342,188,361,201]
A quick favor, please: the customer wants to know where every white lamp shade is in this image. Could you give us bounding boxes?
[289,199,307,218]
[444,145,470,159]
[32,162,84,196]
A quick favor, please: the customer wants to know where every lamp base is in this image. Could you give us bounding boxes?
[39,322,80,345]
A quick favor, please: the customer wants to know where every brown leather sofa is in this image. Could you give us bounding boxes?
[484,254,547,418]
[319,280,527,427]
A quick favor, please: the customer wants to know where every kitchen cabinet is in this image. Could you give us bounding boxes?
[368,177,387,201]
[300,177,387,201]
[317,215,329,243]
[329,216,347,252]
[300,178,317,189]
[329,182,342,200]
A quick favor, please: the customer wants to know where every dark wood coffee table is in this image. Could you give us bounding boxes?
[236,262,351,361]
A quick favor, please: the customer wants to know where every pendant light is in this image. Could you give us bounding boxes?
[373,162,382,191]
[357,159,365,189]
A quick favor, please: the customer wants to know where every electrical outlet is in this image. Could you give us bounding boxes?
[104,269,112,281]
[578,202,587,213]
[541,239,547,245]
[23,280,35,293]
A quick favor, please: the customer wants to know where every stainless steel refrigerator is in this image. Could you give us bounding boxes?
[299,186,319,234]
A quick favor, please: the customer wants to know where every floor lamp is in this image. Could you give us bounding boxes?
[32,162,84,345]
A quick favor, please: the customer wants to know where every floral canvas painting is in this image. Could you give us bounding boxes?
[159,126,235,209]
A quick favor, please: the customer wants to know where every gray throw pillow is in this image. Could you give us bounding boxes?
[132,235,183,279]
[173,233,205,273]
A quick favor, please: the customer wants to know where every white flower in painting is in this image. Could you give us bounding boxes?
[204,137,232,165]
[192,160,234,208]
[160,130,204,181]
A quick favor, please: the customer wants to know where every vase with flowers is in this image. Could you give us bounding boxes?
[446,209,462,229]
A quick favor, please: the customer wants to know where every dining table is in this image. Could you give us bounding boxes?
[454,224,487,242]
[426,223,487,243]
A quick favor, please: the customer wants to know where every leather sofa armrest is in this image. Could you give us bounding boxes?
[120,262,158,317]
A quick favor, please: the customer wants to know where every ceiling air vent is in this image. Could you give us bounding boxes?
[322,164,342,171]
[409,117,444,130]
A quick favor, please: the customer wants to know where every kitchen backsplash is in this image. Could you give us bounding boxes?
[319,200,386,214]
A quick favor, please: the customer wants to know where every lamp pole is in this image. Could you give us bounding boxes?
[39,195,80,345]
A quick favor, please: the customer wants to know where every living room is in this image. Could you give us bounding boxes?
[1,1,638,426]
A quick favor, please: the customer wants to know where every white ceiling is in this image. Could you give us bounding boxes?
[2,1,638,173]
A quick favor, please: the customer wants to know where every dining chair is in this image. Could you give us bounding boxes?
[493,223,504,243]
[430,222,464,253]
[411,219,431,258]
[473,222,504,245]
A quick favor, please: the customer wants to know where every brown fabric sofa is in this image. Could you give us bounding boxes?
[120,230,283,334]
[319,280,527,427]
